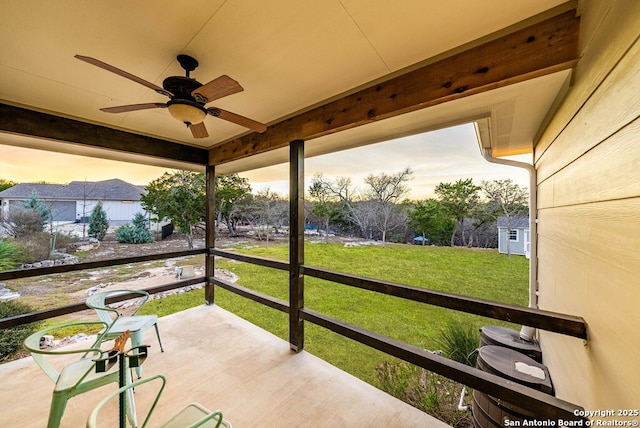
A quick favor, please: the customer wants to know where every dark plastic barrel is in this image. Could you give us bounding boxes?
[472,346,554,428]
[480,326,542,362]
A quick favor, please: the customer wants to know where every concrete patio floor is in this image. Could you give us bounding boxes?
[0,304,448,427]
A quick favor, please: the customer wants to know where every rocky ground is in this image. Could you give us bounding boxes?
[5,224,372,308]
[6,226,211,308]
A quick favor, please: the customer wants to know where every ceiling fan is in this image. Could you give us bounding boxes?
[75,54,267,138]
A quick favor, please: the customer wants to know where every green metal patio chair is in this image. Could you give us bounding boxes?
[86,289,164,378]
[86,374,232,428]
[23,321,137,428]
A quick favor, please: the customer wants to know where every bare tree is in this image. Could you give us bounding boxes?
[77,180,98,239]
[314,176,368,237]
[242,188,287,247]
[370,200,409,243]
[364,167,413,244]
[1,207,44,238]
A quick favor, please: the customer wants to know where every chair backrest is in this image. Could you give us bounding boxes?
[86,289,151,324]
[23,326,60,382]
[23,321,110,384]
[86,374,166,428]
[86,291,119,324]
[87,374,226,428]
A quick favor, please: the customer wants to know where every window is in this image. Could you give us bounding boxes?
[509,229,519,242]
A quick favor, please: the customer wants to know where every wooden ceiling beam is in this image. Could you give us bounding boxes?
[0,103,208,165]
[210,9,580,166]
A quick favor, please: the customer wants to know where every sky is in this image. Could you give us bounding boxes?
[240,124,531,199]
[0,123,530,199]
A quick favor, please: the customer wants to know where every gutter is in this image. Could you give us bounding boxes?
[482,148,538,342]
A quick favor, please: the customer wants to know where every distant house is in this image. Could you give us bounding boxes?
[0,179,147,226]
[497,216,529,257]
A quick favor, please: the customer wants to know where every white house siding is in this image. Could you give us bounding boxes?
[80,200,146,226]
[534,0,640,409]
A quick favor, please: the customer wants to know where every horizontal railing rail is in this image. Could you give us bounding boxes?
[0,276,205,329]
[302,308,585,421]
[210,248,289,271]
[211,276,288,312]
[301,266,587,339]
[208,250,587,418]
[0,248,207,281]
[210,248,588,339]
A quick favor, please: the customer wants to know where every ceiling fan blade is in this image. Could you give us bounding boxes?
[100,103,167,113]
[192,75,243,103]
[75,55,172,97]
[189,122,209,139]
[208,108,267,133]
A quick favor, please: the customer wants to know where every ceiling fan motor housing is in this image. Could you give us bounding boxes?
[163,76,203,101]
[163,75,208,125]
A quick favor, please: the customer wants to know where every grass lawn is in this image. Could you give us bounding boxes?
[141,242,529,388]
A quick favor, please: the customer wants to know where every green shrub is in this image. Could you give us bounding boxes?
[436,321,480,367]
[88,201,109,240]
[1,232,77,266]
[116,214,153,244]
[23,191,51,226]
[0,239,29,269]
[0,300,39,362]
[376,360,472,427]
[0,239,20,271]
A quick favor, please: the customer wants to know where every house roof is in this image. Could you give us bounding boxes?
[497,216,529,228]
[0,1,578,174]
[0,179,144,201]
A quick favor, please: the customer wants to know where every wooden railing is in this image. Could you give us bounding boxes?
[1,246,588,421]
[0,248,205,281]
[210,248,587,339]
[0,249,206,329]
[209,247,588,420]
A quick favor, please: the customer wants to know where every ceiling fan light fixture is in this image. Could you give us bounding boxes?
[167,101,207,125]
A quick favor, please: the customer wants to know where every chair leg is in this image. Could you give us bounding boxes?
[126,369,138,427]
[47,393,68,428]
[130,330,145,379]
[154,322,165,352]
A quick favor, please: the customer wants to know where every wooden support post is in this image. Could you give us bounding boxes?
[289,140,305,352]
[205,164,216,305]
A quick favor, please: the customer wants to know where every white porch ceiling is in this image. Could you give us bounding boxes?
[0,0,572,171]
